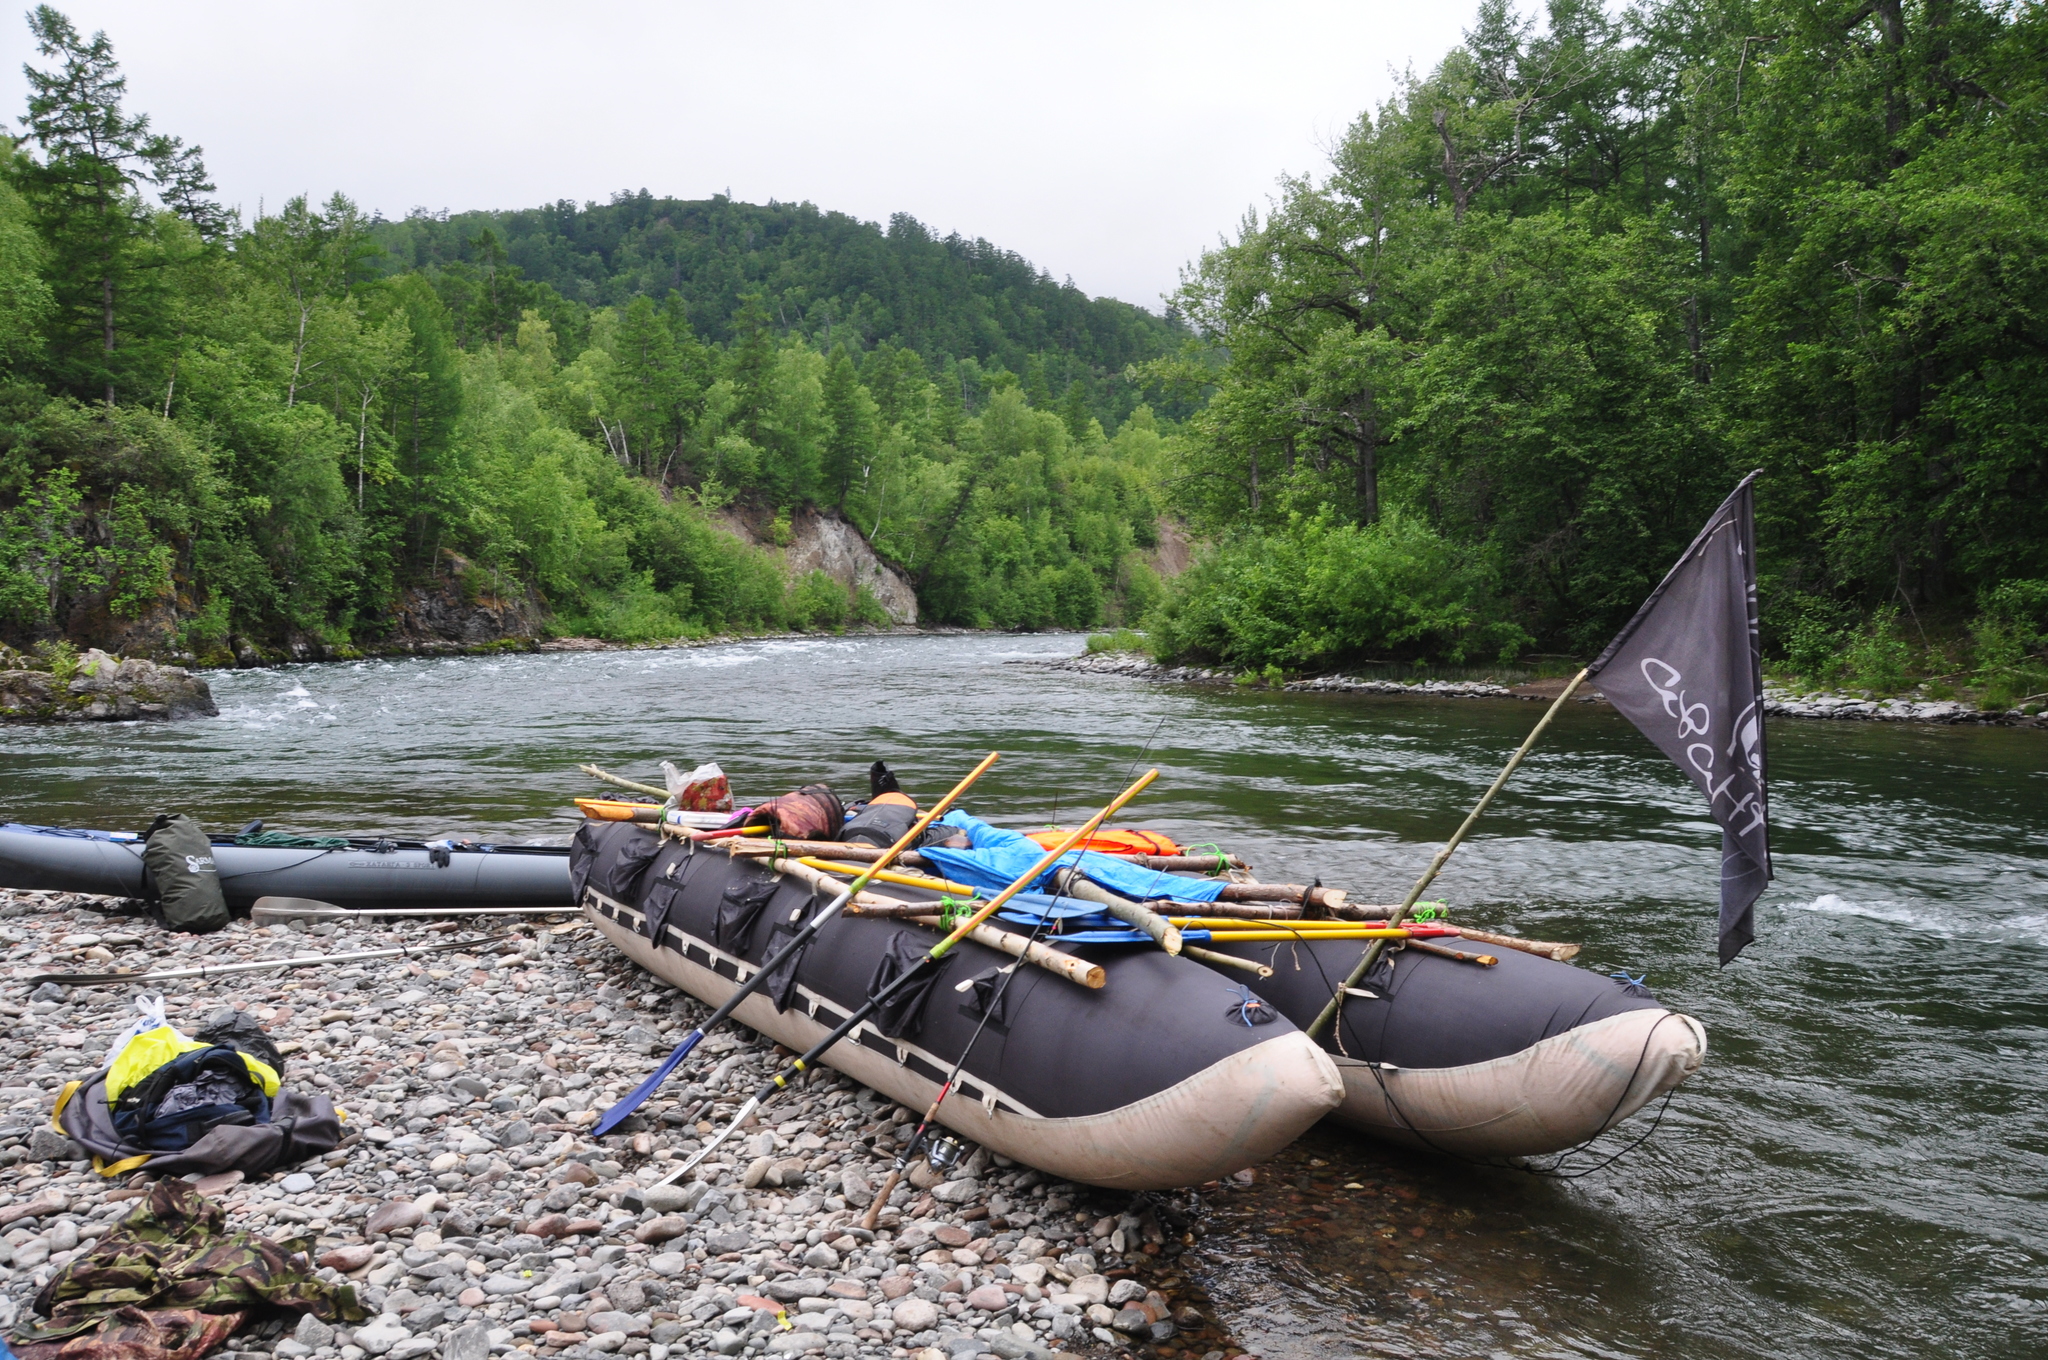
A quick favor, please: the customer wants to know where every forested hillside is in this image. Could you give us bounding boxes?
[0,7,1172,664]
[1148,0,2048,707]
[370,196,1179,432]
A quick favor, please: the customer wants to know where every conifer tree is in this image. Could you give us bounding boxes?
[10,5,221,403]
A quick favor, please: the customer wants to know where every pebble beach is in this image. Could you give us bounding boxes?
[0,891,1222,1360]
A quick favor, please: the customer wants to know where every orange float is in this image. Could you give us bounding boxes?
[1024,827,1183,857]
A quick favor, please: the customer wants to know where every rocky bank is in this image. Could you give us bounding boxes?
[0,648,217,724]
[1020,652,2048,728]
[0,892,1243,1360]
[779,513,918,627]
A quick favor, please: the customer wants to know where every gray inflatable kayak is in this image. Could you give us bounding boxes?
[0,823,572,910]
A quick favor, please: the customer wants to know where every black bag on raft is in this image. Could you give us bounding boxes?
[867,934,946,1038]
[141,814,229,934]
[841,796,919,849]
[638,842,698,944]
[715,866,782,951]
[755,882,839,1012]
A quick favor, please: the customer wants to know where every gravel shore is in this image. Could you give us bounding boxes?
[0,892,1227,1360]
[1018,652,2047,727]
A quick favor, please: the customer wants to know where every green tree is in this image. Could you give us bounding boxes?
[820,344,876,510]
[382,275,465,576]
[0,141,55,373]
[9,6,223,403]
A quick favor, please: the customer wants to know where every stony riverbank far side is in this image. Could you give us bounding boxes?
[1014,652,2048,728]
[0,891,1239,1360]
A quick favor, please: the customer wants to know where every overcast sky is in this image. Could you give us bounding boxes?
[1,2,1475,311]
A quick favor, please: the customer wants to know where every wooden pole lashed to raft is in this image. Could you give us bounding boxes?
[1305,669,1590,1040]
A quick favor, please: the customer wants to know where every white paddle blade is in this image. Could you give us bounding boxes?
[250,897,346,925]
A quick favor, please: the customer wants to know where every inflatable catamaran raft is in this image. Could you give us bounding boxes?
[0,802,1704,1171]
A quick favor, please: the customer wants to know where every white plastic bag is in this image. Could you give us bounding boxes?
[662,759,733,812]
[100,993,173,1068]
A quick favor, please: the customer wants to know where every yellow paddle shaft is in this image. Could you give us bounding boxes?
[929,769,1160,961]
[801,858,982,898]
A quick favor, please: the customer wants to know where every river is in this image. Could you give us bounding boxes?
[2,632,2043,1360]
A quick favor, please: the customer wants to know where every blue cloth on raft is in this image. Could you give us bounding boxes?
[987,891,1213,945]
[921,811,1225,904]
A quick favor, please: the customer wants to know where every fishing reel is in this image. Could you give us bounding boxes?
[925,1134,965,1174]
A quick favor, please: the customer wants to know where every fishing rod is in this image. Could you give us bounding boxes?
[653,767,1161,1187]
[592,752,1001,1136]
[858,895,1060,1230]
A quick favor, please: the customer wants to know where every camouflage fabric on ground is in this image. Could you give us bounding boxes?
[13,1179,365,1360]
[14,1306,242,1360]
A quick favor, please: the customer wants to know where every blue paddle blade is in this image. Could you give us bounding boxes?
[592,1027,704,1136]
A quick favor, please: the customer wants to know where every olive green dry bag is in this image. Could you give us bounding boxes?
[143,813,229,933]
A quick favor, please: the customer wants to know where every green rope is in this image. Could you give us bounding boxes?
[937,895,977,931]
[1185,842,1230,875]
[233,831,351,849]
[1409,901,1448,921]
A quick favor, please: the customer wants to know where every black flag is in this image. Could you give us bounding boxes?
[1587,473,1770,963]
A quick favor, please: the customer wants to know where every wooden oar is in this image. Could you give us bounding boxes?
[1181,945,1272,978]
[764,858,1098,986]
[1453,927,1580,961]
[1165,916,1458,932]
[590,753,1000,1137]
[1404,939,1498,966]
[897,916,1104,988]
[654,768,1161,1187]
[1217,883,1350,911]
[1045,870,1183,955]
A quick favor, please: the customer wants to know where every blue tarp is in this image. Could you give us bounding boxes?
[921,811,1225,904]
[984,893,1214,945]
[991,891,1106,921]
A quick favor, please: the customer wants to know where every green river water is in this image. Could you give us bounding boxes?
[1,633,2043,1360]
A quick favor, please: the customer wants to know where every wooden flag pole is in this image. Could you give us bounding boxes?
[1304,668,1589,1040]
